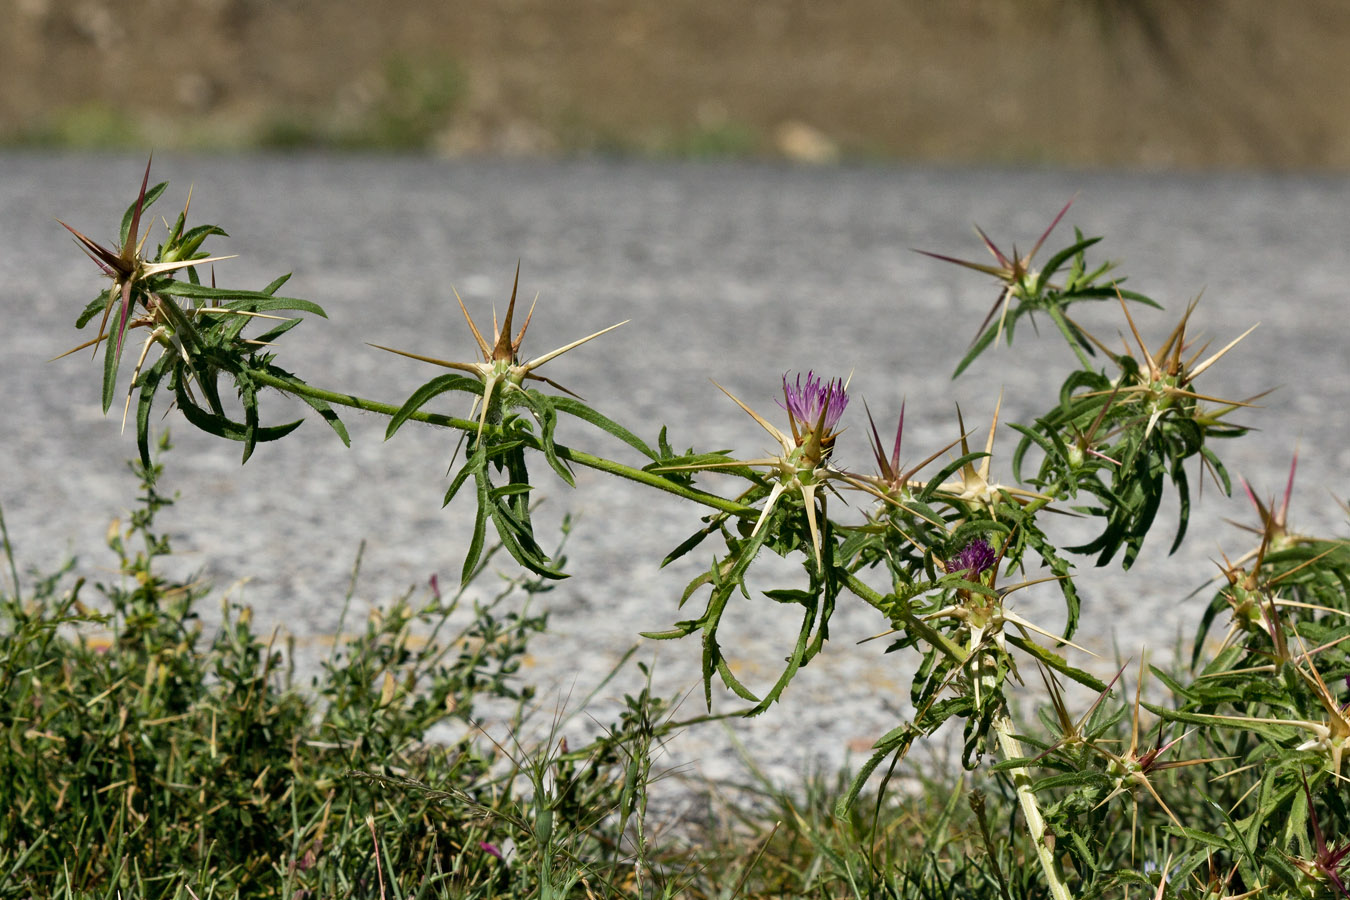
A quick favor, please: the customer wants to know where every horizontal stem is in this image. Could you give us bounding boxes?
[248,368,752,516]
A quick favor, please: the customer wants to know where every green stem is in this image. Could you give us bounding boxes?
[247,369,752,517]
[993,712,1074,900]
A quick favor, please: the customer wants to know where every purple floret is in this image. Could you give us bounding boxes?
[950,538,996,578]
[779,371,848,432]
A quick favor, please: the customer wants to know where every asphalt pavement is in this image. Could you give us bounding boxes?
[3,153,1348,797]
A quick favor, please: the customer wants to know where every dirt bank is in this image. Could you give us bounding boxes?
[4,0,1347,169]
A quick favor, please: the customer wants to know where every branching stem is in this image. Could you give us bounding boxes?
[246,368,753,517]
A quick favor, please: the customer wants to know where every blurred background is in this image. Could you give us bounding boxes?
[4,0,1348,169]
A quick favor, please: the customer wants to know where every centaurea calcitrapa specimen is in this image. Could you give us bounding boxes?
[58,157,238,426]
[1088,662,1222,843]
[845,399,962,513]
[58,158,340,465]
[56,278,292,433]
[1080,295,1263,442]
[371,265,629,582]
[66,164,1350,900]
[923,534,1092,708]
[1226,450,1326,568]
[370,263,626,442]
[1187,633,1350,778]
[1197,450,1349,664]
[58,158,234,370]
[932,395,1052,516]
[915,198,1074,350]
[660,371,850,570]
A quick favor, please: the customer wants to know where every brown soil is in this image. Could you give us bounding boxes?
[4,0,1349,169]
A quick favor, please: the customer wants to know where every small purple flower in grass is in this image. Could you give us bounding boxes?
[950,538,996,579]
[480,841,503,860]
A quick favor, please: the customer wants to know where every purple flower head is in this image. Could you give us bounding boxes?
[479,841,504,860]
[950,538,996,578]
[778,371,849,440]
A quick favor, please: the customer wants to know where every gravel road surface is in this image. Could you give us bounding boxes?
[3,153,1348,800]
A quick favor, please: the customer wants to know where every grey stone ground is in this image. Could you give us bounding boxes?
[3,154,1347,810]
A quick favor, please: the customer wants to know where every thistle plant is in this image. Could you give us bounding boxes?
[38,161,1350,898]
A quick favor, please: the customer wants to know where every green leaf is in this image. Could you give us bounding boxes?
[386,374,483,439]
[1142,702,1299,742]
[714,652,759,704]
[1009,421,1061,484]
[952,321,1001,379]
[443,455,479,508]
[462,457,491,582]
[261,366,350,447]
[835,722,918,815]
[134,354,172,468]
[157,281,328,319]
[120,181,169,246]
[247,317,303,345]
[174,381,303,453]
[514,390,573,486]
[660,519,722,568]
[176,223,228,258]
[452,447,566,581]
[551,397,658,459]
[100,311,123,414]
[639,620,701,641]
[1169,456,1191,554]
[1037,235,1102,284]
[1005,634,1107,692]
[76,292,110,329]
